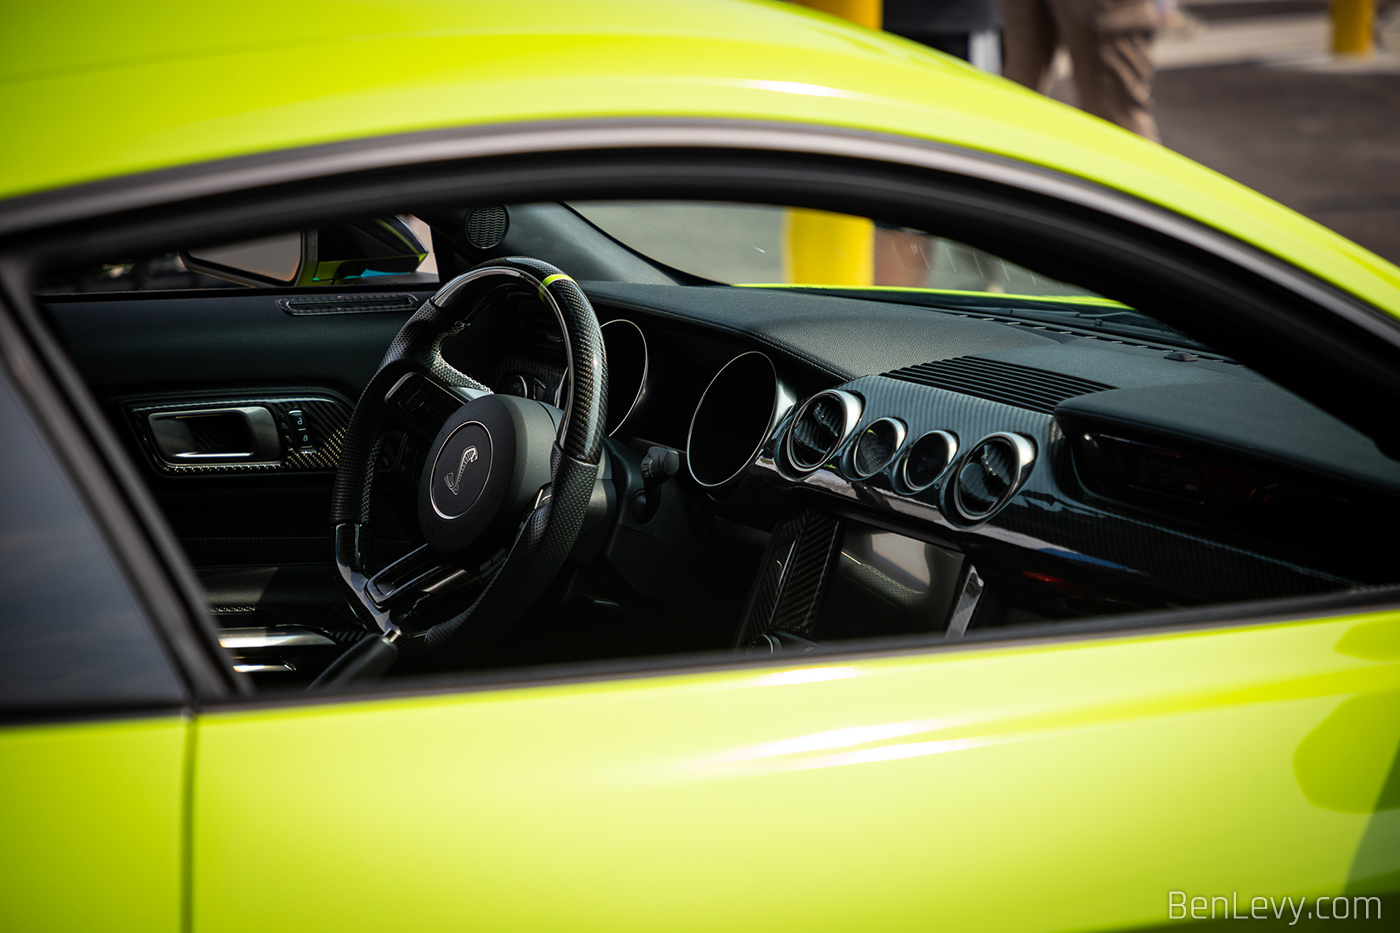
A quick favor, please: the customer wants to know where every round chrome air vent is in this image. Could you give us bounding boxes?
[784,390,863,474]
[847,418,906,480]
[950,433,1037,524]
[897,430,959,493]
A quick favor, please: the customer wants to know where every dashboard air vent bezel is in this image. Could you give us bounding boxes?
[949,432,1038,524]
[784,389,863,475]
[846,417,907,481]
[896,430,960,493]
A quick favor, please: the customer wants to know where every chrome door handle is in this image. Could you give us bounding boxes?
[148,406,282,465]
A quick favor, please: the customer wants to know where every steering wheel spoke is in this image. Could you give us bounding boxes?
[384,370,489,442]
[334,522,396,636]
[366,543,477,611]
[334,527,478,633]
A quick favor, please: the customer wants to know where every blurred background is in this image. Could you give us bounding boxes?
[792,0,1400,266]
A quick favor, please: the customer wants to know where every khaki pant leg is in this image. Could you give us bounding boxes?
[1002,0,1060,94]
[1048,0,1161,141]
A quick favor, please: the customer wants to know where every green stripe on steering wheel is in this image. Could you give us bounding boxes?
[538,273,574,300]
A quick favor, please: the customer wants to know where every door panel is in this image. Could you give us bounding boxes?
[45,292,425,568]
[0,717,187,933]
[45,292,427,626]
[193,610,1400,931]
[45,293,421,400]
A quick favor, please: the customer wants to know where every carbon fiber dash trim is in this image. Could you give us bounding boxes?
[737,510,841,646]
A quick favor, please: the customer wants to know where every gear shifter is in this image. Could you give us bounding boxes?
[631,445,680,522]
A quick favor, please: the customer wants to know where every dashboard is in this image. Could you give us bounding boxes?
[470,280,1400,648]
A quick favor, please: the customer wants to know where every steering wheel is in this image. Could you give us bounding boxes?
[316,257,607,686]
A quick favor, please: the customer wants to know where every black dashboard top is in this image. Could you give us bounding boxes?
[583,281,1058,380]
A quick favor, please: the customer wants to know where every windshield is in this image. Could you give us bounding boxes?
[568,200,1208,351]
[570,201,1094,296]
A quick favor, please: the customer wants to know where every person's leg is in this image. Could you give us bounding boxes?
[873,226,933,288]
[1049,0,1161,140]
[896,30,971,61]
[1002,0,1059,94]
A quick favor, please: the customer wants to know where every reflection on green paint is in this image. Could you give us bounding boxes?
[1295,691,1400,813]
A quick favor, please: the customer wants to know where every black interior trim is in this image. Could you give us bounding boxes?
[49,293,425,401]
[583,282,1056,382]
[1057,382,1400,494]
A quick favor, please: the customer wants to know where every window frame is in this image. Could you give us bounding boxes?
[4,117,1400,708]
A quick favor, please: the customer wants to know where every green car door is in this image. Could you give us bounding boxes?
[192,603,1400,931]
[2,718,186,932]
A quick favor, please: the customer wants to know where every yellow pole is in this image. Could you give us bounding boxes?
[783,208,875,286]
[790,0,881,29]
[1331,0,1374,56]
[783,0,881,285]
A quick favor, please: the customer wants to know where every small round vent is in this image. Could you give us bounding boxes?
[785,390,862,474]
[950,433,1037,524]
[848,418,906,480]
[465,206,509,250]
[898,430,958,492]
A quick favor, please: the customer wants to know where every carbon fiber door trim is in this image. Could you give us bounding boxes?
[126,394,351,475]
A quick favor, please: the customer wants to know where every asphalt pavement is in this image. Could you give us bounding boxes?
[1091,0,1400,264]
[1155,62,1400,264]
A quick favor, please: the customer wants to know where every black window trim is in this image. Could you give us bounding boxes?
[202,585,1400,716]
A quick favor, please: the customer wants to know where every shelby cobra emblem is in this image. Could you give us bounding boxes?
[444,445,479,496]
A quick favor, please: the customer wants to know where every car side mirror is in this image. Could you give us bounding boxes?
[180,217,427,287]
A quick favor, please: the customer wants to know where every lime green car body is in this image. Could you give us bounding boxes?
[3,2,1400,930]
[3,0,1398,312]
